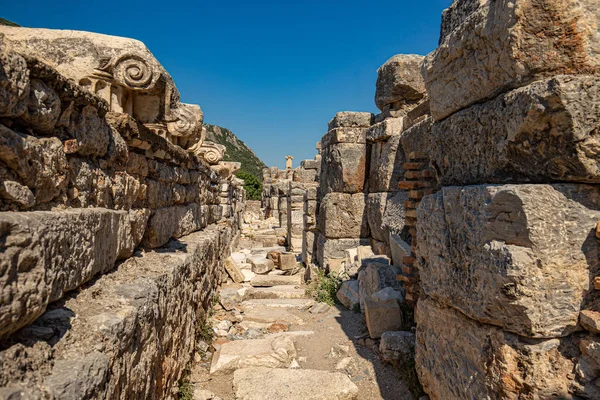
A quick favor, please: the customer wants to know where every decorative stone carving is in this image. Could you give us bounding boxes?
[190,141,226,165]
[285,155,294,170]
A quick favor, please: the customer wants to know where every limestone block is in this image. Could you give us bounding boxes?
[293,168,317,183]
[319,192,369,239]
[0,125,68,204]
[300,159,320,170]
[366,116,404,143]
[428,76,600,185]
[320,143,367,194]
[321,127,369,149]
[143,204,206,248]
[233,367,359,400]
[250,274,302,287]
[416,297,576,400]
[375,54,426,113]
[383,191,409,235]
[316,235,371,267]
[224,256,245,283]
[367,133,405,192]
[417,184,600,338]
[19,79,61,133]
[248,256,275,275]
[366,193,393,243]
[423,0,600,121]
[337,280,359,310]
[279,253,297,271]
[380,331,415,365]
[389,233,411,267]
[364,295,403,339]
[210,336,297,375]
[327,111,373,131]
[357,261,402,311]
[302,230,316,264]
[0,51,29,118]
[0,208,139,340]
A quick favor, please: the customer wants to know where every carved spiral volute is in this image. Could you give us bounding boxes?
[112,54,158,91]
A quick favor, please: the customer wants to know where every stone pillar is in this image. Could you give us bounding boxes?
[285,155,294,170]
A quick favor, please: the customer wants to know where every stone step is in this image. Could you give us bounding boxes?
[244,286,307,300]
[210,334,297,375]
[241,299,315,309]
[0,224,234,398]
[250,275,302,287]
[243,306,305,326]
[233,367,359,400]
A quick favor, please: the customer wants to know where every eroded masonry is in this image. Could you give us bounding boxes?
[266,0,600,398]
[0,27,245,398]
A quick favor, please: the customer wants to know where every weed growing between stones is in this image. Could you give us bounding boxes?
[306,269,341,305]
[177,364,194,400]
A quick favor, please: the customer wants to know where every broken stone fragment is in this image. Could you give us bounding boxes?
[364,295,403,339]
[248,256,275,275]
[581,310,600,334]
[224,256,245,283]
[337,280,359,310]
[327,111,374,131]
[375,54,426,113]
[0,50,29,118]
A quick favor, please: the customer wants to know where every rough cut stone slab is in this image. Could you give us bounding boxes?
[365,296,403,339]
[224,256,245,283]
[279,252,297,271]
[416,297,575,400]
[243,286,307,300]
[250,274,302,287]
[241,299,315,309]
[242,306,305,326]
[423,0,600,121]
[248,256,275,275]
[417,184,600,338]
[142,204,206,248]
[389,233,411,267]
[337,280,359,310]
[366,193,393,243]
[0,223,234,398]
[233,367,359,400]
[319,192,369,239]
[210,335,297,375]
[358,261,402,311]
[375,54,426,112]
[380,331,415,364]
[0,208,140,340]
[319,143,367,194]
[368,133,405,192]
[426,76,600,185]
[327,111,373,131]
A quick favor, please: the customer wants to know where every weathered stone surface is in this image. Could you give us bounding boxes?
[233,367,359,400]
[416,297,576,400]
[375,54,426,113]
[358,261,402,311]
[19,79,61,133]
[581,310,600,334]
[0,224,234,398]
[0,51,29,118]
[423,0,600,121]
[0,124,68,204]
[319,192,369,239]
[250,275,302,287]
[319,143,367,194]
[248,256,275,275]
[366,193,393,243]
[424,76,600,185]
[337,280,360,310]
[210,334,297,375]
[380,331,415,365]
[279,252,297,271]
[364,293,403,339]
[327,111,373,131]
[0,180,35,208]
[224,256,245,283]
[241,299,315,310]
[368,132,405,192]
[389,233,411,267]
[417,184,600,338]
[382,191,408,235]
[243,286,307,300]
[0,208,140,339]
[243,306,304,326]
[142,204,206,248]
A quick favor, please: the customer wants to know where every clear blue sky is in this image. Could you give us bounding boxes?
[3,0,451,169]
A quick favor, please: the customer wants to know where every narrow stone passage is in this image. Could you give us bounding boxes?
[186,202,414,400]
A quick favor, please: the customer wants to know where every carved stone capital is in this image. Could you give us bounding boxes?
[190,140,226,165]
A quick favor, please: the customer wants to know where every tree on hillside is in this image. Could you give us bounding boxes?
[236,170,262,200]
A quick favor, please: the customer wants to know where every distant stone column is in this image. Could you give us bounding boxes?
[285,155,294,170]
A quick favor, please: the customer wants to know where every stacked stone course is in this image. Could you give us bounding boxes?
[0,27,245,398]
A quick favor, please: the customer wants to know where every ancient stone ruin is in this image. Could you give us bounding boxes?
[2,0,600,399]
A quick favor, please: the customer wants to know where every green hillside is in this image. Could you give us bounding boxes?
[0,18,20,27]
[204,124,266,199]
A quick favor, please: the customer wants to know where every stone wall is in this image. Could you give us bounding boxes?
[409,0,600,398]
[0,27,245,399]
